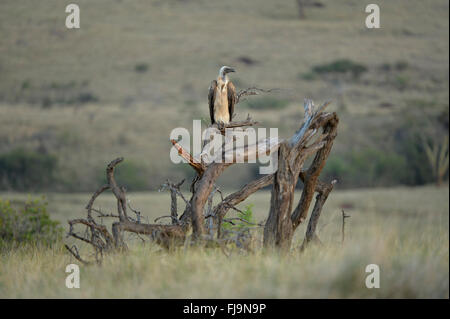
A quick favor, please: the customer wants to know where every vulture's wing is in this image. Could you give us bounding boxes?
[208,80,217,124]
[227,81,236,122]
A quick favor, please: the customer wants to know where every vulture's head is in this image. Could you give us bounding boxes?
[219,66,235,80]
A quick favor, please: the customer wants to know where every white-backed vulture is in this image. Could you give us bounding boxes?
[208,66,236,125]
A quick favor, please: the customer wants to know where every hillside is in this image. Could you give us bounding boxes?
[0,0,448,191]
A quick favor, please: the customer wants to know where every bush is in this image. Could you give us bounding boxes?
[18,81,99,108]
[321,156,351,182]
[312,59,368,79]
[75,92,98,104]
[395,60,409,71]
[222,204,255,232]
[0,197,62,250]
[98,159,148,191]
[394,75,409,90]
[395,130,445,186]
[379,60,409,72]
[299,72,318,81]
[0,148,58,191]
[41,91,99,108]
[134,63,149,73]
[379,63,392,72]
[322,149,409,188]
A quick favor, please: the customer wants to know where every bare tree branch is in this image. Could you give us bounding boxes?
[236,87,281,104]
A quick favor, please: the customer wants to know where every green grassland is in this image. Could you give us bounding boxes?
[0,0,448,190]
[0,185,448,298]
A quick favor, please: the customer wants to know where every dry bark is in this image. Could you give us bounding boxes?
[263,100,339,252]
[300,179,336,250]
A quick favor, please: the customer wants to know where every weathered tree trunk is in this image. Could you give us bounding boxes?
[263,100,339,252]
[291,114,339,230]
[263,143,296,252]
[300,179,335,250]
[190,163,229,240]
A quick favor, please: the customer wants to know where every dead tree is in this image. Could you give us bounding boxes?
[173,99,338,251]
[66,158,189,263]
[300,177,336,250]
[66,98,339,263]
[263,100,338,251]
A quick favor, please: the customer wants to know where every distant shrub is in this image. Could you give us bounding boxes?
[379,61,409,72]
[0,149,58,191]
[0,197,62,250]
[75,92,98,104]
[21,79,31,90]
[242,96,289,110]
[98,160,148,191]
[14,80,98,108]
[177,163,197,182]
[401,142,434,185]
[352,149,408,186]
[236,56,259,66]
[41,96,53,108]
[395,60,409,71]
[392,113,449,186]
[322,149,409,188]
[394,75,409,90]
[299,72,318,81]
[40,91,99,108]
[321,156,350,182]
[438,108,449,130]
[312,59,368,79]
[134,63,149,73]
[379,63,392,72]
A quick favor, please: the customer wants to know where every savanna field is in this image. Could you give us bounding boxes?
[0,1,449,298]
[0,185,448,298]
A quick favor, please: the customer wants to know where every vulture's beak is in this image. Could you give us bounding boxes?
[227,67,236,73]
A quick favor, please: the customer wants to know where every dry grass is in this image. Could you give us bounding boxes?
[0,185,448,298]
[0,0,448,299]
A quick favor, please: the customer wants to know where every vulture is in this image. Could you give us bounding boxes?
[208,66,236,125]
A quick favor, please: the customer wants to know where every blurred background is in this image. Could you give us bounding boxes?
[0,0,448,193]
